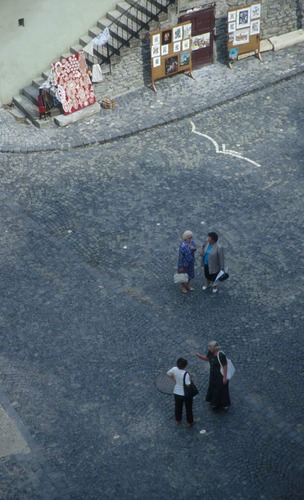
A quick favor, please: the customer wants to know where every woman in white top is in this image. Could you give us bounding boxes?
[167,358,194,427]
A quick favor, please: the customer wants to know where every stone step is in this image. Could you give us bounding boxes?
[61,52,73,60]
[54,102,101,127]
[79,34,94,47]
[7,105,28,123]
[116,1,150,26]
[269,28,304,51]
[41,69,51,80]
[126,0,162,18]
[88,26,102,38]
[23,84,39,105]
[97,17,112,30]
[107,11,142,38]
[13,95,50,128]
[70,44,84,55]
[32,77,47,89]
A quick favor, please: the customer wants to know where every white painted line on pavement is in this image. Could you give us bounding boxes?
[190,120,261,167]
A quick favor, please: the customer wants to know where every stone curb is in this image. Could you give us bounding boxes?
[269,29,304,51]
[1,63,304,155]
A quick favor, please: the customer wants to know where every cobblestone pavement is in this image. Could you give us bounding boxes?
[0,63,304,498]
[0,43,304,153]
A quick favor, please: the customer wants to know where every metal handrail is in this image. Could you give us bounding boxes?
[94,0,176,66]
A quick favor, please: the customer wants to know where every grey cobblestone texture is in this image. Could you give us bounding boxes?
[0,58,303,497]
[0,43,304,154]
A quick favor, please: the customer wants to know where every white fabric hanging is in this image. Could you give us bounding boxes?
[93,27,110,47]
[92,64,103,83]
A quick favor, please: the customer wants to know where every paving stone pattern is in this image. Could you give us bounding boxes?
[0,56,303,498]
[0,44,304,153]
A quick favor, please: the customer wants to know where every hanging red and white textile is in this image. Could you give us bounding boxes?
[52,52,96,115]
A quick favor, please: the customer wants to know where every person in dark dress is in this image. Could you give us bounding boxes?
[196,341,231,410]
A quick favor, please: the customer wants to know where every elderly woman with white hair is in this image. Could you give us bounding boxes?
[195,341,231,411]
[177,230,197,294]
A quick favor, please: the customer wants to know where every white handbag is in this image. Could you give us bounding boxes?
[217,351,236,380]
[174,273,189,284]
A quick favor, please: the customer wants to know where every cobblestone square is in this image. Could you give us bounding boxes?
[0,48,303,499]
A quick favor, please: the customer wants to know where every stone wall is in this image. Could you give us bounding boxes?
[93,5,178,99]
[93,0,302,99]
[178,0,301,61]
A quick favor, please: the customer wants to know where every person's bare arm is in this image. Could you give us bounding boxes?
[195,352,208,361]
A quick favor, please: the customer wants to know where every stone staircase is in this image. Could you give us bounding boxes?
[12,0,175,128]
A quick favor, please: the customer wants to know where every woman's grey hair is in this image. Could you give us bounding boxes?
[182,230,193,241]
[208,340,220,349]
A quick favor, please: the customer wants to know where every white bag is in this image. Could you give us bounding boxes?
[217,352,236,380]
[174,273,189,284]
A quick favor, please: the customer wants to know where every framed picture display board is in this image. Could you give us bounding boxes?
[227,3,262,68]
[150,21,193,91]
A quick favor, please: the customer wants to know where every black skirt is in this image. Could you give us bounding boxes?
[206,353,231,409]
[204,264,217,283]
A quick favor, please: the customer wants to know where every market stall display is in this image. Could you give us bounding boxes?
[150,21,193,91]
[227,3,262,68]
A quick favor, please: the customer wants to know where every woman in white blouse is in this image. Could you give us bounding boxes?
[167,358,194,427]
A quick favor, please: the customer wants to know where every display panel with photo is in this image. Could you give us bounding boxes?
[228,22,236,33]
[180,52,190,66]
[152,33,160,45]
[173,41,181,53]
[161,44,169,56]
[191,32,210,50]
[153,56,161,68]
[236,7,250,29]
[165,56,178,75]
[173,25,183,42]
[182,39,190,50]
[151,44,160,57]
[250,19,260,35]
[228,11,236,23]
[183,23,192,39]
[228,48,239,62]
[234,28,250,45]
[251,4,261,20]
[162,30,172,45]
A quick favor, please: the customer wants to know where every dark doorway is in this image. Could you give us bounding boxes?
[179,7,215,68]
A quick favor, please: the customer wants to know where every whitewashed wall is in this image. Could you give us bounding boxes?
[0,0,115,104]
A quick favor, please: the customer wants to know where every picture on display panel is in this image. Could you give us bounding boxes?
[161,44,169,56]
[250,19,260,35]
[228,22,236,33]
[251,4,261,20]
[236,7,250,29]
[165,56,178,75]
[192,32,210,50]
[180,52,190,66]
[162,30,172,44]
[183,23,192,39]
[173,25,182,42]
[228,10,236,23]
[228,48,239,62]
[153,56,161,68]
[173,41,181,53]
[151,44,160,57]
[234,28,250,45]
[152,33,160,45]
[182,39,190,50]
